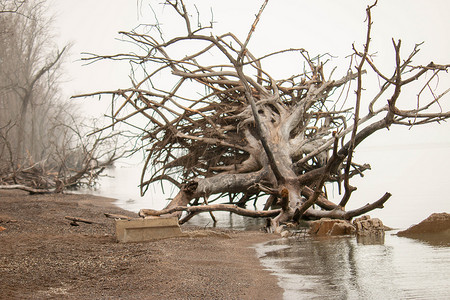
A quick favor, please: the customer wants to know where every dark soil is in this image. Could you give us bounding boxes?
[0,190,282,299]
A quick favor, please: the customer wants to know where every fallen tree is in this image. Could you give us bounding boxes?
[75,1,450,232]
[0,119,128,193]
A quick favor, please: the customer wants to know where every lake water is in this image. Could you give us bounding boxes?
[83,163,450,299]
[255,233,449,299]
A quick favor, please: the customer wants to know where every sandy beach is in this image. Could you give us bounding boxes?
[0,190,282,299]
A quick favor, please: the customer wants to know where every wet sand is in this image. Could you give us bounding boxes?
[0,190,282,299]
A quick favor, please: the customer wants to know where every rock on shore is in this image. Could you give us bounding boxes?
[397,213,450,246]
[397,213,450,235]
[308,215,386,237]
[309,219,355,236]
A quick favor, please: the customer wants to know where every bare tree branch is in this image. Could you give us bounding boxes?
[75,1,450,232]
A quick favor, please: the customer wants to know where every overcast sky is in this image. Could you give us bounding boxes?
[49,0,449,227]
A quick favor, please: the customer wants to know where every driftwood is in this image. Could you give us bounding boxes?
[0,184,54,194]
[104,213,133,220]
[64,216,101,225]
[139,204,281,219]
[74,1,450,231]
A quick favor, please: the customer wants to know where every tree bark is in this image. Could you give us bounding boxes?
[140,204,280,219]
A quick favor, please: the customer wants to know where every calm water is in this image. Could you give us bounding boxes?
[83,164,450,299]
[255,233,449,299]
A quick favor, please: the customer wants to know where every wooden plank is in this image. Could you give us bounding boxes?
[115,217,182,242]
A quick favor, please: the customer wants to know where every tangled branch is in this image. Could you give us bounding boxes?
[74,1,450,230]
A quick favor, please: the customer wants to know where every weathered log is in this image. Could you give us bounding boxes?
[0,184,54,194]
[301,186,340,210]
[302,192,392,220]
[72,1,450,230]
[343,192,392,219]
[140,204,281,219]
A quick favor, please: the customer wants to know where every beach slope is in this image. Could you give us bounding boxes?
[0,190,282,299]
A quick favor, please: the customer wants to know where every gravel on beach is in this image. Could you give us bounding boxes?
[0,190,282,299]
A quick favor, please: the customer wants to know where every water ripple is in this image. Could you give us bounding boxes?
[256,233,450,300]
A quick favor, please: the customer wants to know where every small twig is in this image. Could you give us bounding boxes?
[64,216,101,225]
[340,1,376,208]
[239,0,269,62]
[104,213,133,220]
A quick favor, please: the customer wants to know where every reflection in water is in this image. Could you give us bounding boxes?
[396,231,450,247]
[185,211,267,231]
[256,233,450,299]
[356,233,385,245]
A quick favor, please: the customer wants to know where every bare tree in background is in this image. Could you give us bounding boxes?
[75,0,449,231]
[0,0,126,193]
[0,0,26,15]
[0,0,66,159]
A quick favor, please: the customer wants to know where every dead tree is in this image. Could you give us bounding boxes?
[0,117,128,193]
[0,0,26,15]
[0,1,128,193]
[75,1,450,231]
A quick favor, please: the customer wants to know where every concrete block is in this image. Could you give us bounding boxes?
[115,217,182,242]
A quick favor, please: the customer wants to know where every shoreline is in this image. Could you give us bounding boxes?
[0,190,283,299]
